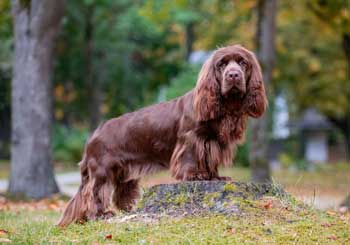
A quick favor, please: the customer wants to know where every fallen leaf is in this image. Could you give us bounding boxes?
[49,203,59,210]
[0,229,9,235]
[326,210,337,216]
[263,200,273,209]
[105,234,112,240]
[321,223,333,227]
[327,235,337,240]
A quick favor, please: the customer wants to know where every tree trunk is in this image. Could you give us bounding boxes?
[328,116,350,161]
[84,4,102,132]
[341,33,350,161]
[250,0,277,183]
[342,33,349,75]
[185,22,194,62]
[8,0,64,198]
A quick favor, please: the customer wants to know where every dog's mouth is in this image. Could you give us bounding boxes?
[231,82,246,94]
[224,79,246,93]
[221,81,246,99]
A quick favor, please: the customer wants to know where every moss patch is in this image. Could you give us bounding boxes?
[223,183,237,192]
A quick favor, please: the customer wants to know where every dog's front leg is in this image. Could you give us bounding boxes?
[170,143,210,181]
[205,164,232,181]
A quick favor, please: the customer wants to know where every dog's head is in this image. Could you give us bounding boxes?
[194,45,266,121]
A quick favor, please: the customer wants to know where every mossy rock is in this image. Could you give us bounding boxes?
[136,181,289,217]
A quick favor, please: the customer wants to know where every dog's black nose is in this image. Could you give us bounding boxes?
[227,70,241,81]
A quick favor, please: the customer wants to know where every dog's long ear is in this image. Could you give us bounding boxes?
[193,55,221,121]
[244,51,268,118]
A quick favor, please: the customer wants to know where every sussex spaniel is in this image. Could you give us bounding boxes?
[58,44,267,226]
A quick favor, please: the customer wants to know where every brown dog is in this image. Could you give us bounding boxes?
[58,44,267,227]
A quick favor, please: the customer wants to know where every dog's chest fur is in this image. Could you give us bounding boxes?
[209,96,248,145]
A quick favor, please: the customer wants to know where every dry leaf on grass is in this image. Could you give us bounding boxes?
[326,210,337,216]
[263,200,273,209]
[321,222,334,227]
[327,235,337,240]
[0,229,9,235]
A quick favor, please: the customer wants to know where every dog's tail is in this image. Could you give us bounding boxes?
[57,155,90,227]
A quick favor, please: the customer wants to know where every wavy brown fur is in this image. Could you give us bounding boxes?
[58,44,267,227]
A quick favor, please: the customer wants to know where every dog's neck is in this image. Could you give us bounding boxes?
[196,102,248,145]
[220,93,246,117]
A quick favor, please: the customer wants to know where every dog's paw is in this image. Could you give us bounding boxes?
[212,176,232,181]
[185,171,211,181]
[87,210,115,221]
[101,210,115,219]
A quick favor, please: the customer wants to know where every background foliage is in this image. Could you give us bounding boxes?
[0,0,348,164]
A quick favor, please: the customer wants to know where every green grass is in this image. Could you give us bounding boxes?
[0,198,349,244]
[0,160,10,179]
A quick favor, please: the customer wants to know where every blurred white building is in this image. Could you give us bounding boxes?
[297,108,332,164]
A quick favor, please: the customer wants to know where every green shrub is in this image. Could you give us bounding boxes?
[278,153,294,169]
[234,143,250,167]
[279,153,310,171]
[165,64,200,100]
[53,124,89,164]
[294,159,309,171]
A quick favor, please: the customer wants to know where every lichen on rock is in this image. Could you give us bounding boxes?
[135,181,288,217]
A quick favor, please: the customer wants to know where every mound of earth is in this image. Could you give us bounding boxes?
[134,181,289,217]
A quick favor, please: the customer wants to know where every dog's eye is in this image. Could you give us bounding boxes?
[217,61,226,68]
[239,59,247,67]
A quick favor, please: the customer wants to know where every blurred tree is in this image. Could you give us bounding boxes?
[54,0,182,126]
[83,2,101,131]
[307,0,350,158]
[0,0,12,158]
[8,0,64,198]
[1,0,348,166]
[140,0,207,61]
[194,0,257,50]
[250,0,277,183]
[275,1,349,159]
